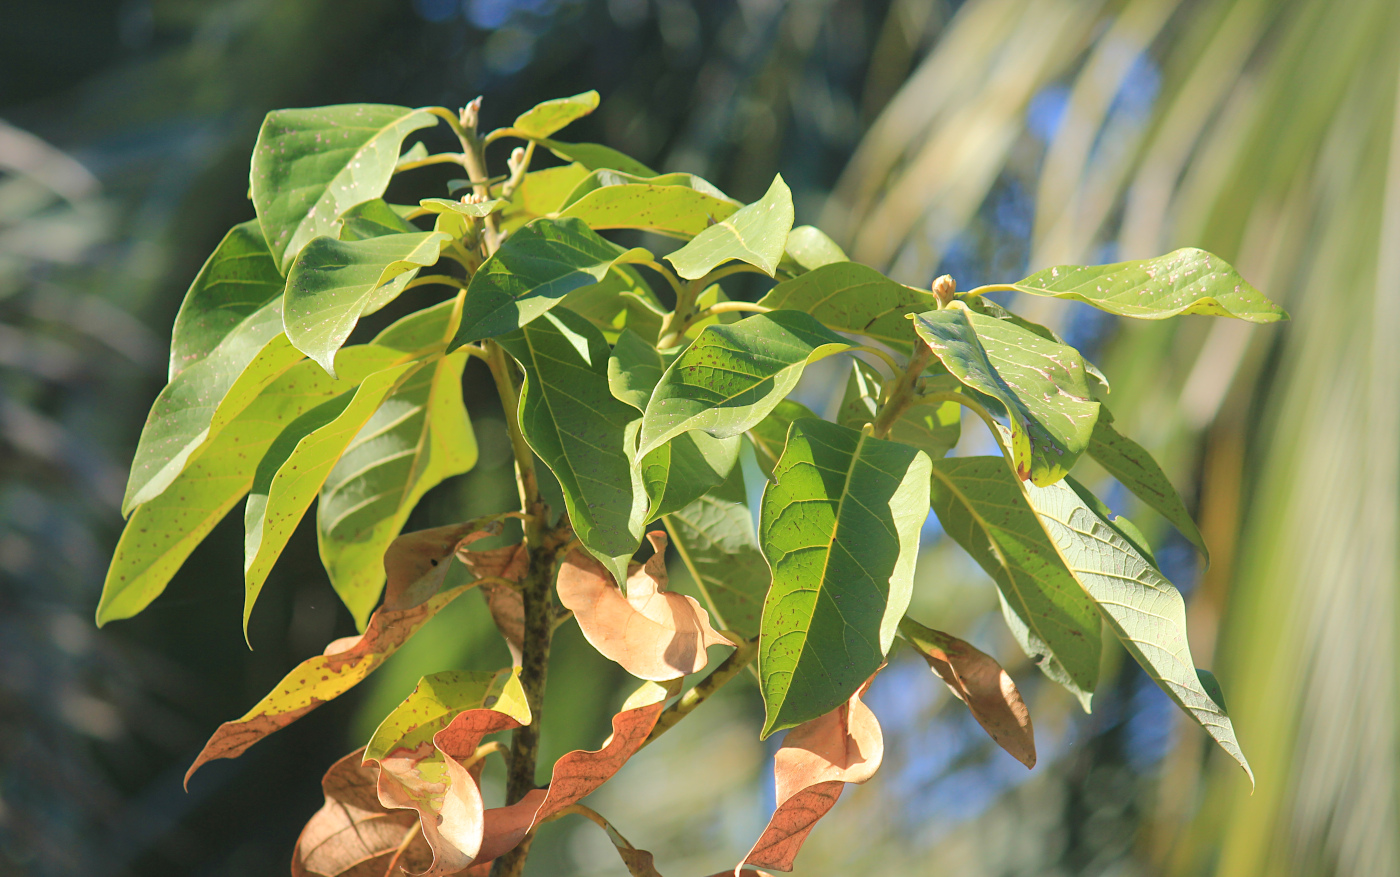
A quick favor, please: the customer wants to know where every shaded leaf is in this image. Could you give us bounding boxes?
[291,748,420,877]
[562,266,666,344]
[665,174,793,280]
[1023,476,1252,782]
[497,307,643,583]
[243,361,420,631]
[836,358,960,460]
[928,456,1100,708]
[338,199,419,241]
[608,328,675,411]
[452,217,650,346]
[284,231,450,376]
[185,523,500,785]
[1087,408,1209,560]
[542,139,657,177]
[781,225,848,273]
[639,431,740,520]
[168,220,285,380]
[559,169,740,238]
[638,311,850,460]
[251,104,437,271]
[663,470,770,640]
[913,307,1099,486]
[746,399,819,479]
[456,541,529,663]
[570,810,663,877]
[558,534,733,680]
[513,90,600,139]
[739,678,883,873]
[1012,248,1287,322]
[899,618,1035,768]
[758,418,930,735]
[758,262,936,351]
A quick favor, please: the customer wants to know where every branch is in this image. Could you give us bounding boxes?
[643,637,759,747]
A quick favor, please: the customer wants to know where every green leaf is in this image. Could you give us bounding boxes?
[1086,409,1208,560]
[542,140,657,177]
[836,358,961,460]
[961,295,1111,391]
[418,197,504,218]
[607,328,675,411]
[758,418,931,735]
[913,307,1100,486]
[665,174,794,280]
[251,104,437,271]
[758,262,937,351]
[394,140,430,170]
[663,471,770,639]
[1011,248,1287,322]
[338,199,419,240]
[781,225,849,272]
[559,170,740,238]
[99,344,408,625]
[451,217,650,346]
[168,221,286,380]
[928,456,1102,708]
[244,361,420,633]
[513,90,600,139]
[640,431,741,520]
[318,350,477,628]
[562,265,665,343]
[365,669,512,761]
[284,231,450,376]
[122,303,303,515]
[746,399,819,478]
[638,311,850,460]
[1023,476,1251,782]
[497,307,643,583]
[500,163,592,232]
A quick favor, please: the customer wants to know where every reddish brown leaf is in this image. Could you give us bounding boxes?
[901,619,1035,768]
[186,523,501,787]
[738,678,884,874]
[291,748,418,877]
[457,542,528,663]
[558,532,733,680]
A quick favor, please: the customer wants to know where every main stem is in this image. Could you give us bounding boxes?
[870,340,934,439]
[447,102,551,877]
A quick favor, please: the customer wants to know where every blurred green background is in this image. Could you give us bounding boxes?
[2,0,1396,875]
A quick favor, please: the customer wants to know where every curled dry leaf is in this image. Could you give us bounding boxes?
[292,748,422,877]
[185,521,507,787]
[456,541,528,663]
[900,618,1035,768]
[558,531,733,681]
[738,677,884,874]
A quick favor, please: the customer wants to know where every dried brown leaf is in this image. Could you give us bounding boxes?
[901,619,1035,768]
[738,677,884,874]
[558,532,733,680]
[291,748,418,877]
[457,542,528,663]
[186,523,499,787]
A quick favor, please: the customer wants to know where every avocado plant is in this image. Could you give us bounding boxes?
[100,91,1282,877]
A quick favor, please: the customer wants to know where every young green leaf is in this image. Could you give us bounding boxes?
[781,225,849,272]
[747,398,820,478]
[1023,476,1252,783]
[243,362,420,632]
[541,139,657,177]
[758,418,931,735]
[497,307,644,584]
[512,90,600,139]
[758,262,937,350]
[928,456,1101,708]
[284,231,450,376]
[394,140,430,169]
[500,163,593,231]
[637,311,850,460]
[251,104,437,271]
[318,350,477,628]
[451,217,649,346]
[559,170,741,238]
[837,358,961,460]
[1011,248,1287,322]
[1087,409,1209,560]
[338,199,419,240]
[418,197,504,218]
[913,307,1100,486]
[663,471,770,640]
[168,221,285,379]
[665,174,794,280]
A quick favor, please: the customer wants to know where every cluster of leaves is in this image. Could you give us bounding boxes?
[100,91,1285,876]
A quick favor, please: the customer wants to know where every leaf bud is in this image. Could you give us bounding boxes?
[932,274,956,306]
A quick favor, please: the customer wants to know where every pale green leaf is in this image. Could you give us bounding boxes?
[318,350,478,628]
[452,217,650,346]
[1024,476,1251,782]
[758,418,931,735]
[542,140,657,177]
[365,669,512,761]
[251,104,437,271]
[837,358,961,460]
[1012,248,1287,322]
[561,265,665,343]
[962,295,1112,392]
[928,456,1101,709]
[913,307,1099,486]
[665,174,794,280]
[338,199,419,240]
[559,169,740,238]
[393,140,430,170]
[513,90,600,139]
[758,261,937,350]
[500,163,592,232]
[638,311,850,460]
[781,225,849,272]
[497,307,643,583]
[418,197,505,218]
[284,231,450,376]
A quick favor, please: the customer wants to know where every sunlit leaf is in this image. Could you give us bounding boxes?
[559,169,740,238]
[500,163,592,232]
[758,261,936,350]
[665,174,794,279]
[747,398,820,478]
[251,104,437,271]
[758,418,930,735]
[512,90,600,139]
[542,139,657,177]
[781,225,849,272]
